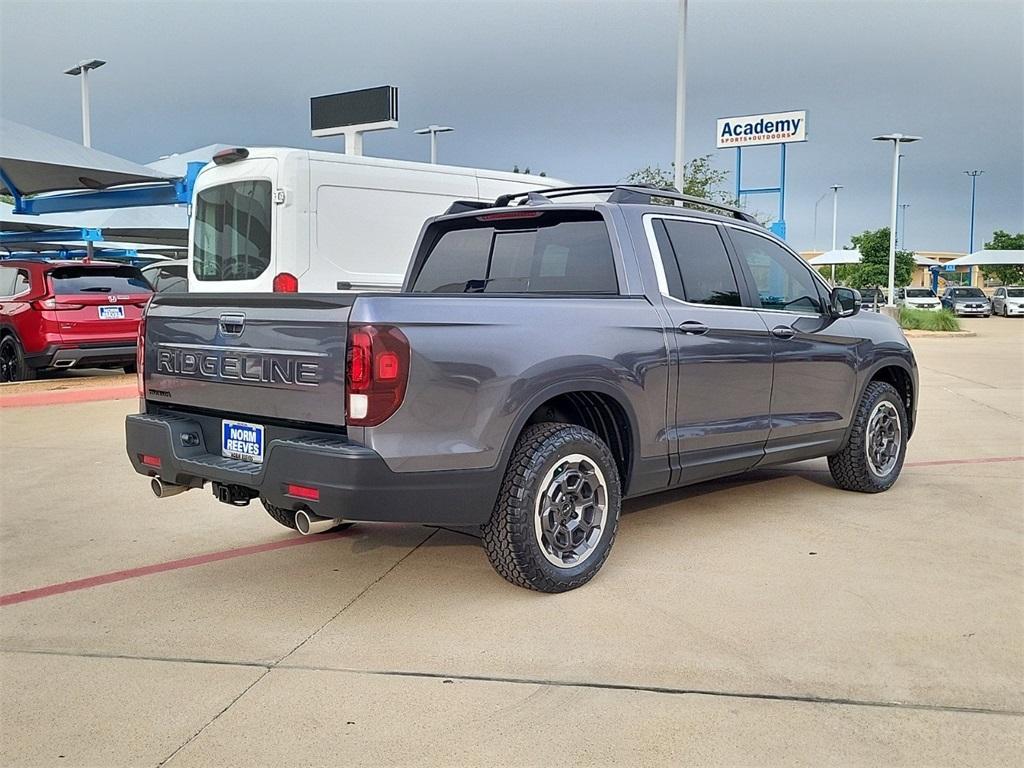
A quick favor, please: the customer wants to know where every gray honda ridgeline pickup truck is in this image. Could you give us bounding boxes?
[126,185,917,592]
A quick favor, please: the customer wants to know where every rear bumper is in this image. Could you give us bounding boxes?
[125,412,500,526]
[27,343,136,370]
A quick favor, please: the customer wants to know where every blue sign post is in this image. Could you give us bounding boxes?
[718,110,806,240]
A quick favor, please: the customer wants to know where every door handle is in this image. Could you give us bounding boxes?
[678,320,709,336]
[771,325,796,340]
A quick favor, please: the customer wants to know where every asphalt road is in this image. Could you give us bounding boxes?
[1,317,1021,767]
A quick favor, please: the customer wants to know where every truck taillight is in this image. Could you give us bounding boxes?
[345,325,409,427]
[273,272,299,293]
[136,299,150,401]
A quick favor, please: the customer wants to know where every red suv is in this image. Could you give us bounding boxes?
[0,260,152,381]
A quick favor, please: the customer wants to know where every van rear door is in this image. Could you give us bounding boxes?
[189,157,278,293]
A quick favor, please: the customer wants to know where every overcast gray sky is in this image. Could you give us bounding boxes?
[1,0,1021,253]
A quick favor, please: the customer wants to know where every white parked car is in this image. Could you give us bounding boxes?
[895,287,941,311]
[991,286,1024,317]
[187,147,563,293]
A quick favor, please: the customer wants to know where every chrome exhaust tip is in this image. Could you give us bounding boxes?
[151,477,189,498]
[294,509,343,536]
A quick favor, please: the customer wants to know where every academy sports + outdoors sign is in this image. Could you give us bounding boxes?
[716,110,807,148]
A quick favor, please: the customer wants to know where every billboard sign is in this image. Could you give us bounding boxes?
[716,110,807,149]
[311,86,399,137]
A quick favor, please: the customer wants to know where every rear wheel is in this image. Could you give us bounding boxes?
[0,336,36,382]
[260,499,353,532]
[828,381,908,493]
[481,422,621,592]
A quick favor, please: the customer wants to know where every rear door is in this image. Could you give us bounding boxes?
[725,227,860,460]
[646,215,774,484]
[46,265,152,345]
[142,294,354,427]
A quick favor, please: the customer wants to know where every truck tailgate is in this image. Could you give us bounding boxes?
[142,293,352,427]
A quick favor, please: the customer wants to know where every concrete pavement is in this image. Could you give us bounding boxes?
[1,317,1021,766]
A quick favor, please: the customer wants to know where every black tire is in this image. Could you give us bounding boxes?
[481,422,621,593]
[828,381,908,493]
[260,499,354,532]
[0,335,37,382]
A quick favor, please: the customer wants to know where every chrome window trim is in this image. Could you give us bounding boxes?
[641,213,828,317]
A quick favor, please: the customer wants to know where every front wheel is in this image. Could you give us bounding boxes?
[828,381,908,493]
[481,422,621,592]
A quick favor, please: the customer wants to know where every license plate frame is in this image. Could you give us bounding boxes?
[98,305,125,320]
[221,419,265,464]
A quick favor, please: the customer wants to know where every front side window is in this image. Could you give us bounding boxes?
[412,213,617,295]
[193,181,272,282]
[729,229,825,314]
[653,219,741,306]
[0,267,17,297]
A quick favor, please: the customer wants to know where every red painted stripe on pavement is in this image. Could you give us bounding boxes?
[905,456,1023,468]
[0,531,349,607]
[1,455,1020,608]
[0,385,137,408]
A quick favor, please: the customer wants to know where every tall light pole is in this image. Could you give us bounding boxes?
[812,190,829,251]
[898,203,910,250]
[964,170,983,254]
[873,134,922,306]
[673,0,688,192]
[63,59,106,148]
[829,184,843,285]
[414,125,454,164]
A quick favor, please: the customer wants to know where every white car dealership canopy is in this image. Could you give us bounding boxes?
[944,250,1024,266]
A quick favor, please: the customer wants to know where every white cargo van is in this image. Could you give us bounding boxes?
[188,147,561,292]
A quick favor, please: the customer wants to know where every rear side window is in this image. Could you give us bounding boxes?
[48,266,152,294]
[0,267,29,297]
[411,213,618,294]
[193,181,272,282]
[654,219,741,306]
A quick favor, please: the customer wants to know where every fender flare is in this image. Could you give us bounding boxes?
[494,377,642,487]
[849,356,918,440]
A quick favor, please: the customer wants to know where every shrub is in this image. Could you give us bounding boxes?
[899,307,961,332]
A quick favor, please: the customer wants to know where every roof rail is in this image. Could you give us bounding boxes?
[491,185,761,225]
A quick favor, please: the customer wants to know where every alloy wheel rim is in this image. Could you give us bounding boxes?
[865,401,902,477]
[534,454,608,569]
[0,342,15,382]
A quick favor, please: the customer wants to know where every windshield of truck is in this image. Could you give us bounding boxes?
[49,266,151,294]
[905,289,935,297]
[411,212,618,294]
[950,287,985,298]
[192,180,272,281]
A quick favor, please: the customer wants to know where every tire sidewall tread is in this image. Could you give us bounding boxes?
[828,381,908,493]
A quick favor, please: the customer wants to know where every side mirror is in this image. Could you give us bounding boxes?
[831,287,860,318]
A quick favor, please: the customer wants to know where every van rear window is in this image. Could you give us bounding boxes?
[411,212,618,295]
[193,181,272,282]
[48,266,151,294]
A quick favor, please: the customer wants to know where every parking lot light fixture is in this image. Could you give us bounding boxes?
[873,134,922,306]
[414,125,454,164]
[63,59,106,148]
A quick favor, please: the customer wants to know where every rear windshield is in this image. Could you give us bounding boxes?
[48,266,151,294]
[904,289,935,297]
[411,212,618,295]
[950,287,985,298]
[193,180,272,282]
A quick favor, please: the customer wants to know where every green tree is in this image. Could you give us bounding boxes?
[846,228,916,289]
[981,230,1024,285]
[625,155,733,202]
